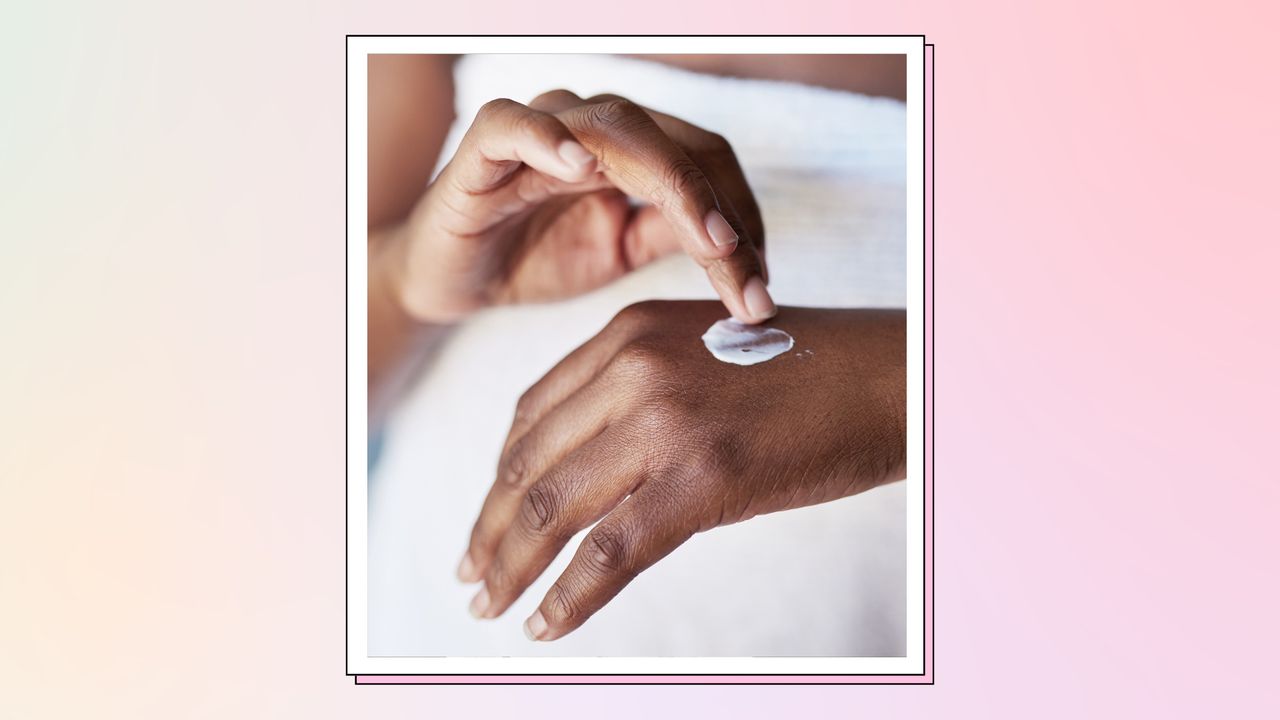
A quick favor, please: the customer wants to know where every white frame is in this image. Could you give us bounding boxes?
[347,35,927,676]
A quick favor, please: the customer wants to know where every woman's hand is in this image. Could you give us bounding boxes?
[376,91,774,326]
[457,301,907,641]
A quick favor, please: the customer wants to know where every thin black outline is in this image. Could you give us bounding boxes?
[346,35,935,686]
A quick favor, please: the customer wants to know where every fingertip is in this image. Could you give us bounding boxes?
[557,140,597,178]
[468,585,491,619]
[741,276,777,323]
[523,610,548,641]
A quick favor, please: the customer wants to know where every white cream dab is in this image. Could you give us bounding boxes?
[701,318,795,366]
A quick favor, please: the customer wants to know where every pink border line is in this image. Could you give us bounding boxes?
[357,42,935,685]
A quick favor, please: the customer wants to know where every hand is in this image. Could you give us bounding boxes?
[457,301,907,640]
[377,91,773,325]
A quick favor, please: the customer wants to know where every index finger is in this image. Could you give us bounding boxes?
[558,98,775,323]
[522,480,696,642]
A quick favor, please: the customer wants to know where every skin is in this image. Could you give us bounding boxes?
[366,56,907,423]
[369,88,773,423]
[364,59,911,638]
[380,90,771,323]
[458,301,907,641]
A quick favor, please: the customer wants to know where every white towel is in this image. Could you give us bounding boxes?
[369,54,908,657]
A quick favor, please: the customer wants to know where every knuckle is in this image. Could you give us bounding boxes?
[486,559,516,593]
[502,437,530,487]
[520,483,560,533]
[613,299,655,322]
[477,97,517,121]
[513,388,538,425]
[585,98,645,134]
[511,109,554,139]
[611,340,675,379]
[630,411,730,483]
[699,433,745,485]
[654,159,707,209]
[633,391,693,438]
[611,300,663,330]
[651,389,689,420]
[586,523,629,573]
[545,582,581,623]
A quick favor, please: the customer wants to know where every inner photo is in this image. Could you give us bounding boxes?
[366,52,908,657]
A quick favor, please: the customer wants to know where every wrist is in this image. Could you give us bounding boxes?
[369,223,421,323]
[367,223,454,425]
[373,212,499,324]
[370,220,463,325]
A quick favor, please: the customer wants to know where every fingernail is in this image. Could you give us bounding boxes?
[523,610,548,641]
[704,209,739,248]
[558,140,595,170]
[469,586,491,619]
[742,276,777,321]
[456,552,478,583]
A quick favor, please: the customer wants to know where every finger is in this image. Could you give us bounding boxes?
[500,308,641,452]
[528,88,588,114]
[457,313,644,585]
[522,481,696,641]
[461,369,623,584]
[621,205,682,268]
[465,165,614,223]
[530,92,684,269]
[534,90,764,258]
[470,429,643,619]
[648,118,768,286]
[528,91,772,317]
[443,98,598,193]
[623,103,766,257]
[562,96,774,323]
[580,94,764,250]
[559,96,735,260]
[496,190,659,306]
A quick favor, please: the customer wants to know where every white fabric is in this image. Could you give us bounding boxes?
[369,54,907,657]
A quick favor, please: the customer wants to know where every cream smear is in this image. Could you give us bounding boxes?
[701,318,795,366]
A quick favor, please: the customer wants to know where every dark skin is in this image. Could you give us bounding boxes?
[458,301,907,641]
[370,88,773,424]
[365,57,910,638]
[367,55,906,422]
[383,90,771,324]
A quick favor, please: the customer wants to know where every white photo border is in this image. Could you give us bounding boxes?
[347,35,928,677]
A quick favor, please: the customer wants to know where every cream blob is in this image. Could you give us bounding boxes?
[701,318,795,366]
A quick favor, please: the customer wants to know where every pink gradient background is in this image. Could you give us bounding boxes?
[3,2,1278,718]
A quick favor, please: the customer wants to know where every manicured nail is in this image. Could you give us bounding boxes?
[469,586,491,619]
[742,276,777,321]
[558,140,595,171]
[704,209,739,248]
[456,552,478,583]
[523,610,548,641]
